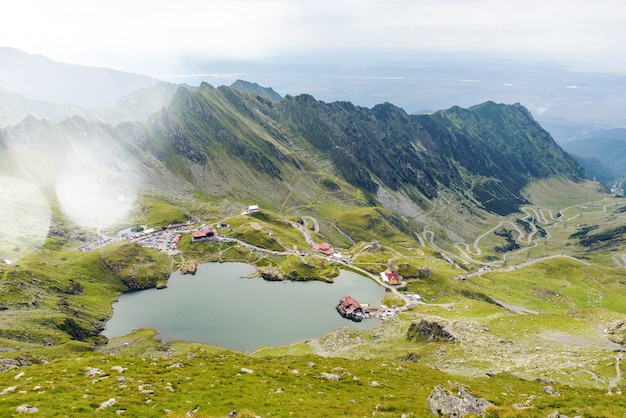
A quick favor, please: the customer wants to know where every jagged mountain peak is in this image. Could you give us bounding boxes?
[149,86,583,215]
[230,79,282,102]
[2,80,585,226]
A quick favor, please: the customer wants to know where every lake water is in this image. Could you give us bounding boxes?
[103,262,386,351]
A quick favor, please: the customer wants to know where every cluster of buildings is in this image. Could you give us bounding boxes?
[80,204,409,296]
[124,226,187,253]
[78,237,119,252]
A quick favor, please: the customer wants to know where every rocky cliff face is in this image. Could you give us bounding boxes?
[275,97,584,215]
[1,83,585,226]
[140,86,583,216]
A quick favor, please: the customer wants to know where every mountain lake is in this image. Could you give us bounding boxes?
[103,262,386,351]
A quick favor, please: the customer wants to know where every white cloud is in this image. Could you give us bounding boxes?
[0,177,51,262]
[4,123,140,232]
[2,0,626,71]
[536,104,551,114]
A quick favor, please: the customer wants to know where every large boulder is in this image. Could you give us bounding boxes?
[407,320,457,343]
[427,384,492,417]
[605,321,626,346]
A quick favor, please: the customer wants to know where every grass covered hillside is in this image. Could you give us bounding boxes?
[0,84,624,416]
[0,176,625,416]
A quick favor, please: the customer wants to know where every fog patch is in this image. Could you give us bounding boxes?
[53,142,138,231]
[0,177,51,263]
[5,123,141,232]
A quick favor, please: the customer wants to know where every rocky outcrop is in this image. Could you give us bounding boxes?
[57,318,100,341]
[407,320,457,343]
[605,321,626,346]
[543,385,561,397]
[0,356,35,372]
[319,372,341,381]
[258,266,285,281]
[427,384,492,417]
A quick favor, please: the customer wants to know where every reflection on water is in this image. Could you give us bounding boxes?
[104,262,385,351]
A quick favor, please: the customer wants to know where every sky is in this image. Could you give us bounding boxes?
[3,0,626,73]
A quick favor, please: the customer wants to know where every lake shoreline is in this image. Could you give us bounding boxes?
[104,262,386,352]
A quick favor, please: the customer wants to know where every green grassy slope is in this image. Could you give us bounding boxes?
[0,87,624,416]
[0,331,624,417]
[0,179,623,416]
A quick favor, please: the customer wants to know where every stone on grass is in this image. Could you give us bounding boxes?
[1,385,18,395]
[97,398,117,410]
[370,381,382,388]
[85,367,102,377]
[240,367,254,374]
[166,362,183,369]
[427,384,492,417]
[320,372,341,381]
[16,404,39,414]
[547,412,569,418]
[543,386,561,397]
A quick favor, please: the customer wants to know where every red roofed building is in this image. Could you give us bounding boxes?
[192,227,216,242]
[313,242,334,256]
[336,295,365,321]
[381,268,402,285]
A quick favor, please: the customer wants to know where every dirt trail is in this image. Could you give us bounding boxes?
[491,298,539,315]
[607,352,623,395]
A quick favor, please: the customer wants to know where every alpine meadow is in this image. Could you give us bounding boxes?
[0,47,625,418]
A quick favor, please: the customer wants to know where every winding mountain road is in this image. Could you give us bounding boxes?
[424,197,614,273]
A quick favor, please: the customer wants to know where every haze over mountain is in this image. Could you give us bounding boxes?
[558,127,626,185]
[0,48,180,127]
[8,46,621,183]
[10,46,626,192]
[1,77,584,244]
[151,51,626,134]
[0,48,159,107]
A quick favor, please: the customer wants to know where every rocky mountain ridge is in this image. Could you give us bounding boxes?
[136,82,584,216]
[1,82,585,240]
